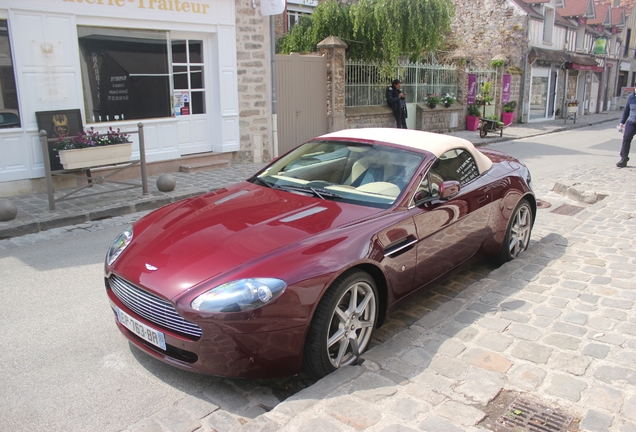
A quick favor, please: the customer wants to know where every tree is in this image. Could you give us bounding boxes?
[278,0,455,64]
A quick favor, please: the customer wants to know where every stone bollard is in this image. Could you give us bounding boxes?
[0,199,18,222]
[156,174,176,192]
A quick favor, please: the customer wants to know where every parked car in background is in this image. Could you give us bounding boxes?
[104,128,535,378]
[0,109,19,128]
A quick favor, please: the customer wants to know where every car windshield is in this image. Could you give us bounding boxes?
[251,140,424,208]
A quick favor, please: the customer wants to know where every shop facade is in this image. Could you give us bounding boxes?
[0,0,270,196]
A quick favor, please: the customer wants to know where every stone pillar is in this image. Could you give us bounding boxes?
[318,36,348,132]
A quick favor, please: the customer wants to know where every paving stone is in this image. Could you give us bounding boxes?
[588,316,616,331]
[288,416,345,432]
[580,294,601,304]
[386,359,417,377]
[128,418,163,432]
[553,288,580,299]
[505,323,541,340]
[512,342,553,364]
[552,321,587,336]
[550,352,591,376]
[582,343,611,359]
[463,348,512,373]
[545,374,588,402]
[412,300,465,329]
[589,332,627,345]
[580,409,614,431]
[383,395,429,421]
[454,311,480,324]
[455,371,504,405]
[476,316,510,332]
[543,333,582,350]
[242,405,268,419]
[347,371,399,402]
[177,394,220,419]
[436,400,486,426]
[563,311,589,325]
[202,382,251,413]
[625,396,636,422]
[428,356,470,380]
[583,385,624,413]
[618,322,636,336]
[419,416,465,432]
[508,364,547,391]
[324,397,381,430]
[549,297,570,308]
[235,416,280,432]
[532,316,555,328]
[436,339,466,357]
[594,366,636,386]
[152,407,201,432]
[475,332,513,352]
[602,298,635,309]
[499,310,531,323]
[533,305,562,318]
[436,322,479,342]
[402,347,434,367]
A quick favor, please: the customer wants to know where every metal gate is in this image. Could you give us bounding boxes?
[275,53,327,155]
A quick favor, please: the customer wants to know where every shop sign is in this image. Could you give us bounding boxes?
[467,74,477,105]
[502,74,511,103]
[594,38,607,55]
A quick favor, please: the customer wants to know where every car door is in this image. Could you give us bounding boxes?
[410,149,492,290]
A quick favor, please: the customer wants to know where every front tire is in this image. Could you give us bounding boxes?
[495,198,533,264]
[303,270,378,378]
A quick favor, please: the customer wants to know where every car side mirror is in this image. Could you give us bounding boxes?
[439,180,460,199]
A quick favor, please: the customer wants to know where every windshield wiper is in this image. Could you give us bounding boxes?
[253,177,273,188]
[274,184,342,200]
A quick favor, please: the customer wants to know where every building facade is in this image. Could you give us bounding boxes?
[0,0,274,196]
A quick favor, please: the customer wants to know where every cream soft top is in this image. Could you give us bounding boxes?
[319,128,493,174]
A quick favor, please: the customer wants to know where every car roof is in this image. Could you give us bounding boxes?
[318,128,493,174]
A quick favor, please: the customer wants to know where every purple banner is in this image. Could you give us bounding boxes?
[502,74,511,103]
[467,74,477,105]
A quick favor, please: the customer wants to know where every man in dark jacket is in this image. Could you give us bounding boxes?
[386,79,407,129]
[617,89,636,167]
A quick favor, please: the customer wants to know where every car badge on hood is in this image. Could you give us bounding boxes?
[145,263,158,271]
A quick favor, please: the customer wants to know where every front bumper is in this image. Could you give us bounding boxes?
[106,282,308,378]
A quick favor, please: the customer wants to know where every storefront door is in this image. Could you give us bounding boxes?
[589,73,600,113]
[529,67,556,122]
[171,32,214,155]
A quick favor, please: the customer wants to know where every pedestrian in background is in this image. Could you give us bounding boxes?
[386,79,407,129]
[617,89,636,167]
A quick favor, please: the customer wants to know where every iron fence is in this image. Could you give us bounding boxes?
[345,61,459,107]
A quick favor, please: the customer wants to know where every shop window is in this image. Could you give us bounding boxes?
[172,39,205,115]
[0,20,20,129]
[78,27,171,123]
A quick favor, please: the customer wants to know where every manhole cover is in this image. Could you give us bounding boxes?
[536,199,551,209]
[551,204,584,216]
[498,398,574,432]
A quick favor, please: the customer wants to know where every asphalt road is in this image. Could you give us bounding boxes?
[0,122,624,431]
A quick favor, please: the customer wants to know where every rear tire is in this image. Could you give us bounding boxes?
[494,198,533,264]
[303,270,378,378]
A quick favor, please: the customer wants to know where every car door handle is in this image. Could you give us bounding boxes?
[384,236,418,258]
[477,195,489,204]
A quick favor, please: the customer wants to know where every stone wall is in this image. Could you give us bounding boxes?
[416,105,465,132]
[234,0,273,163]
[345,106,396,129]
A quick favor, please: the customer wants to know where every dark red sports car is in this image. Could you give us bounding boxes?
[105,128,535,378]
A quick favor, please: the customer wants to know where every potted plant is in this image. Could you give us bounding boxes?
[567,100,579,114]
[55,127,132,170]
[424,93,441,109]
[442,94,456,108]
[502,101,517,125]
[466,104,481,131]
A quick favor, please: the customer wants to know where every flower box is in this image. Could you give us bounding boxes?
[567,105,579,114]
[58,142,132,170]
[502,112,514,126]
[466,115,480,131]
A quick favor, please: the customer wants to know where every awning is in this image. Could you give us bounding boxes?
[568,54,603,72]
[529,47,571,63]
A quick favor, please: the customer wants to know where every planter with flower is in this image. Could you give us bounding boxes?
[424,93,441,108]
[442,94,456,108]
[55,127,132,170]
[567,100,579,114]
[502,101,517,126]
[466,104,481,131]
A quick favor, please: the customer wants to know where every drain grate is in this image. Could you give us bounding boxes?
[536,199,551,209]
[550,204,584,216]
[498,398,574,432]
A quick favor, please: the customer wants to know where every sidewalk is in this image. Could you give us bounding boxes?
[0,111,621,241]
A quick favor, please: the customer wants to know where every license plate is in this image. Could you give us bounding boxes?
[116,307,166,350]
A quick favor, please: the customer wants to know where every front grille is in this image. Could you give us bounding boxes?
[109,275,202,338]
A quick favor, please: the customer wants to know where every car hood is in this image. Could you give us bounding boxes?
[114,182,379,300]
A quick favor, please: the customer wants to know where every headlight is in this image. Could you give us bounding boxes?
[107,226,133,266]
[191,278,287,313]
